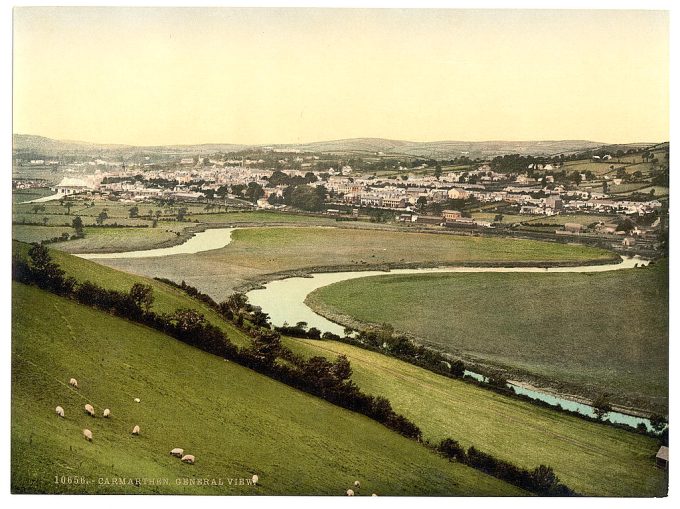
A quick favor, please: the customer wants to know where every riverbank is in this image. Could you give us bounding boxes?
[301,261,666,416]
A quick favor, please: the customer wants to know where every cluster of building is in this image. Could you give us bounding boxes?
[47,157,663,222]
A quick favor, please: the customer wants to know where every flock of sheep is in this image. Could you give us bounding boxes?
[59,377,196,465]
[58,377,369,494]
[346,480,378,496]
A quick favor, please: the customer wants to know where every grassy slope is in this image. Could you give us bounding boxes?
[281,337,667,497]
[12,241,251,348]
[92,226,619,301]
[11,283,523,496]
[306,263,668,413]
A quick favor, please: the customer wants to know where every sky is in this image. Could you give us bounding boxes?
[12,7,669,146]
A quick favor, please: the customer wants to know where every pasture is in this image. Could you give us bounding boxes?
[282,336,667,497]
[12,283,521,495]
[90,226,619,300]
[306,261,669,414]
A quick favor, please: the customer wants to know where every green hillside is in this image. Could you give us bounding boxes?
[11,282,523,495]
[12,240,251,348]
[282,337,667,497]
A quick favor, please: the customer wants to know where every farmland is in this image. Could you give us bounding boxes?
[306,261,669,413]
[12,283,522,495]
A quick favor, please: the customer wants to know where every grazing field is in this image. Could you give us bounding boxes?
[52,226,187,253]
[12,225,75,244]
[306,261,668,414]
[12,283,522,495]
[282,336,667,497]
[92,226,620,300]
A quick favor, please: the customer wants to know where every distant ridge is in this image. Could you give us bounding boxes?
[13,133,657,159]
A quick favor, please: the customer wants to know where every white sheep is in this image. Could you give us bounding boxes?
[69,378,78,388]
[170,448,184,458]
[134,398,141,403]
[346,489,354,496]
[83,429,92,441]
[103,408,111,418]
[181,455,195,464]
[252,474,259,485]
[132,425,140,435]
[55,406,64,418]
[354,480,361,488]
[84,404,95,417]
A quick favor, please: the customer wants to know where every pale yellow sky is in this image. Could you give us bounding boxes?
[13,7,669,145]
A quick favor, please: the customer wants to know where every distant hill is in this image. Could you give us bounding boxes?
[13,133,658,160]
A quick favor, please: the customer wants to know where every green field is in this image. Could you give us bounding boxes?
[12,225,75,244]
[281,337,667,497]
[306,263,668,414]
[12,188,55,204]
[12,283,523,495]
[92,226,619,301]
[12,247,667,496]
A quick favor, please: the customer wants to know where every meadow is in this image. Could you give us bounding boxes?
[92,226,620,301]
[12,283,522,495]
[306,261,669,414]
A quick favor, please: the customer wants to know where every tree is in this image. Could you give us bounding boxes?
[250,329,282,366]
[592,394,612,420]
[42,216,49,226]
[450,359,465,377]
[129,283,154,313]
[416,196,428,210]
[96,211,108,225]
[231,184,246,197]
[434,164,442,180]
[72,216,84,236]
[128,206,139,218]
[616,218,635,233]
[245,182,264,203]
[176,207,188,221]
[330,355,352,381]
[61,199,73,215]
[32,204,45,215]
[437,438,464,461]
[530,465,559,494]
[649,414,667,434]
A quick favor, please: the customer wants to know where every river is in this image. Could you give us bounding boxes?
[75,227,655,430]
[77,227,236,259]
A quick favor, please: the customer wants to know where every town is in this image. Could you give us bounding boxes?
[13,139,669,259]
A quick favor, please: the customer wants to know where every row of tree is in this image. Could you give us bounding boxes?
[12,246,423,442]
[435,439,576,496]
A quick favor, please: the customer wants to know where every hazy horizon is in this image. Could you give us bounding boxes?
[13,131,665,148]
[13,8,669,146]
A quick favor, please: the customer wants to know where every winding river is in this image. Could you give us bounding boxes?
[76,227,655,430]
[77,227,236,259]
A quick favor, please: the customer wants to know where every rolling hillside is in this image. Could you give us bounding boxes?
[11,282,523,495]
[13,133,626,159]
[11,243,667,496]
